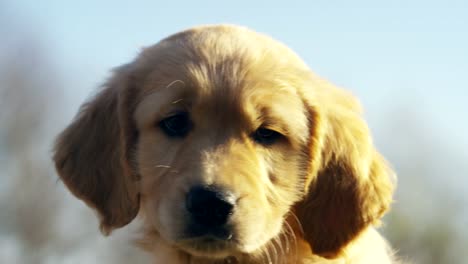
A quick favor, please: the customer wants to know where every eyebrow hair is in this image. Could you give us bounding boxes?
[134,81,192,126]
[171,99,184,104]
[250,106,289,134]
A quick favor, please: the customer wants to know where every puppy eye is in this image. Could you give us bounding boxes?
[253,127,282,145]
[159,112,192,138]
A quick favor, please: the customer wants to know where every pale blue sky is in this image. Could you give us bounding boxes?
[2,0,467,146]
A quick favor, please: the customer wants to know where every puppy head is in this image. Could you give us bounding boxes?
[132,26,312,259]
[54,25,394,260]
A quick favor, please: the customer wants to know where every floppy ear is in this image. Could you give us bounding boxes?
[295,80,395,258]
[53,66,140,234]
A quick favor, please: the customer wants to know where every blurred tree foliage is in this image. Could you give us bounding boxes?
[0,36,149,263]
[378,109,468,264]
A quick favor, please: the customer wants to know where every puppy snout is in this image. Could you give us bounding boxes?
[186,185,235,228]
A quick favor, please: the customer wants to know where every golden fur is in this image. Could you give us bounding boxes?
[54,25,398,263]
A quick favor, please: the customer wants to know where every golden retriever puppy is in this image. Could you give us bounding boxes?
[54,25,398,263]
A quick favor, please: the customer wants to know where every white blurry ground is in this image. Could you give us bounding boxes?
[0,159,151,264]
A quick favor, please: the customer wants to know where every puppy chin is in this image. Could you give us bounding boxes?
[177,238,238,259]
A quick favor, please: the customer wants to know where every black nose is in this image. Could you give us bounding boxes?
[186,186,235,228]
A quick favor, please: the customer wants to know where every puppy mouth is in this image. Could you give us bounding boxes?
[176,234,239,258]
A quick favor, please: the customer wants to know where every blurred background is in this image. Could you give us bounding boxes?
[1,1,467,263]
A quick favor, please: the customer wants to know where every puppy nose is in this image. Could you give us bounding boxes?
[186,186,235,227]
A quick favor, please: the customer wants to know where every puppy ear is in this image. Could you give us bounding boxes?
[295,81,395,258]
[53,66,140,234]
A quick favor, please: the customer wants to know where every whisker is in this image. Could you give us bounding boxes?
[277,223,296,264]
[269,237,279,264]
[260,243,273,264]
[283,220,298,264]
[280,232,289,264]
[154,164,171,168]
[166,79,185,89]
[272,235,285,264]
[289,212,304,237]
[265,246,273,264]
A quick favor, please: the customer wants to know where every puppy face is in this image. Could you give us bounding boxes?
[136,64,309,258]
[54,25,394,261]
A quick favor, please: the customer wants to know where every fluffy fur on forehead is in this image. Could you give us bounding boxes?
[134,25,311,97]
